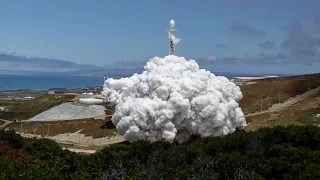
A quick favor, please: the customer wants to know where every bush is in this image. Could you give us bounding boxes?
[0,129,25,149]
[1,125,320,179]
[22,139,62,160]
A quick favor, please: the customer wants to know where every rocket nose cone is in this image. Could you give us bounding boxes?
[170,19,175,26]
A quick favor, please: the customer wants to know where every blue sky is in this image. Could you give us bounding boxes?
[0,0,320,74]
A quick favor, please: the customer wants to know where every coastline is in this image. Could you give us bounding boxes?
[0,74,105,92]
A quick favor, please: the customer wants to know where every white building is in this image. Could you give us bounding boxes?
[230,78,246,86]
[24,97,35,100]
[78,98,105,105]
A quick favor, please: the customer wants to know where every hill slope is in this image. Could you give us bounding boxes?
[246,89,320,131]
[239,73,320,114]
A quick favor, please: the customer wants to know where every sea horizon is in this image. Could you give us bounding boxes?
[0,72,294,92]
[0,74,116,91]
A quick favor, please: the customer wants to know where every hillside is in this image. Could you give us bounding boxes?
[246,89,320,131]
[239,73,320,114]
[0,53,100,71]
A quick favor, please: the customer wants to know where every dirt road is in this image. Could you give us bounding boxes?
[0,119,12,129]
[62,147,96,154]
[268,87,320,112]
[17,131,125,148]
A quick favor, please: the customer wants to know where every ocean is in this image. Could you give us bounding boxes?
[0,74,122,91]
[0,72,287,91]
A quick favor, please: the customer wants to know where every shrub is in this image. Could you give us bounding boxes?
[22,139,62,160]
[1,125,320,179]
[0,129,25,149]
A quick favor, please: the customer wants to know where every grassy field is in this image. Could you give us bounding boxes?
[0,90,46,99]
[0,101,24,107]
[245,90,320,131]
[239,73,320,114]
[0,94,76,121]
[0,89,45,107]
[297,107,320,125]
[7,116,117,139]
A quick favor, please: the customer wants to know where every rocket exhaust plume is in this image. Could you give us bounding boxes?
[171,34,181,45]
[102,20,246,144]
[102,57,246,143]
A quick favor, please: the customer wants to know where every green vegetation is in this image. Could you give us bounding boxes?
[0,94,76,121]
[297,106,320,125]
[1,125,320,179]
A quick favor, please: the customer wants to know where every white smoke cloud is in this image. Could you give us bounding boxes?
[102,55,246,143]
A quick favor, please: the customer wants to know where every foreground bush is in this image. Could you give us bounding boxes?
[0,125,320,179]
[0,129,25,149]
[22,139,62,160]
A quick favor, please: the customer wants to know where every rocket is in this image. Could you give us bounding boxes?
[168,19,180,55]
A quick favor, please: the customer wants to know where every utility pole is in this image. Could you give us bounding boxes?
[278,67,282,104]
[279,88,281,104]
[260,96,263,111]
[47,124,50,135]
[309,75,311,90]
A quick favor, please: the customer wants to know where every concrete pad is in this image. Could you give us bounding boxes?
[25,102,106,122]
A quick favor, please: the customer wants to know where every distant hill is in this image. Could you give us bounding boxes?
[66,67,292,78]
[0,52,299,77]
[0,67,293,78]
[65,68,145,77]
[0,53,100,71]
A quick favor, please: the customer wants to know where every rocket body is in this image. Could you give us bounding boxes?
[169,19,175,32]
[168,19,180,55]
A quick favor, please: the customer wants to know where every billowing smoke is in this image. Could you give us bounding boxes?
[102,55,246,143]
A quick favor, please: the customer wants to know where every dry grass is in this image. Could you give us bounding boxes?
[59,143,103,151]
[0,90,46,98]
[0,100,23,107]
[239,73,320,114]
[245,90,320,131]
[7,117,117,139]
